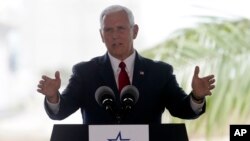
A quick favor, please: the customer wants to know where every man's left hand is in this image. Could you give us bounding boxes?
[191,66,216,100]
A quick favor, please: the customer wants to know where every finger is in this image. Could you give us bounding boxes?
[209,78,216,85]
[193,66,199,78]
[203,75,215,81]
[42,75,48,81]
[37,89,42,93]
[209,85,215,90]
[37,86,44,92]
[39,80,45,85]
[55,71,60,81]
[37,84,42,88]
[37,89,45,94]
[202,89,212,95]
[42,75,53,81]
[207,91,212,96]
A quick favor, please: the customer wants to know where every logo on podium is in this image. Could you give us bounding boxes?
[89,125,149,141]
[108,131,130,141]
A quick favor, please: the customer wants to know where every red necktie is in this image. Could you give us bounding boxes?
[118,62,130,93]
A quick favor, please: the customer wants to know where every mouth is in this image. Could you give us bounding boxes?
[112,43,123,47]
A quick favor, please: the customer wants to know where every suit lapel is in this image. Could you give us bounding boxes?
[132,52,147,89]
[98,53,119,94]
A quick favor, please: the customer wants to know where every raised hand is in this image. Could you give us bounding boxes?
[191,66,215,100]
[37,71,61,103]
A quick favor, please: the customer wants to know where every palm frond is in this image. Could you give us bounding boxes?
[140,17,250,138]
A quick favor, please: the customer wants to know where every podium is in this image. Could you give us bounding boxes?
[50,124,189,141]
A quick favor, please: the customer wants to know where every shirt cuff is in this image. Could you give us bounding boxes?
[46,97,60,114]
[190,98,205,114]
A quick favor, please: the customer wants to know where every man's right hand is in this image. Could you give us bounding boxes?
[37,71,61,103]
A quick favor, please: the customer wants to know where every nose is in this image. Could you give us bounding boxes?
[112,29,120,39]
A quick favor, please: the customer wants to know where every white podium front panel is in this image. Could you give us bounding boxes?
[89,125,149,141]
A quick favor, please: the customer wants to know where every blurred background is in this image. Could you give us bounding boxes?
[0,0,250,140]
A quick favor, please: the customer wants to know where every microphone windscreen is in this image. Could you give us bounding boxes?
[95,86,115,106]
[120,85,139,104]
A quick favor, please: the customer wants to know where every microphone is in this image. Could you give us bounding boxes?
[120,85,139,113]
[95,86,116,114]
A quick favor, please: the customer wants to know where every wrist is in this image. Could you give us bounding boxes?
[191,92,205,103]
[46,93,59,103]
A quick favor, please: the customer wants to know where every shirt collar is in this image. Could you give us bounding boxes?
[108,50,136,74]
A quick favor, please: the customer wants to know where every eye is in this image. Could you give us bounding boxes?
[104,28,113,33]
[117,26,126,32]
[118,26,125,30]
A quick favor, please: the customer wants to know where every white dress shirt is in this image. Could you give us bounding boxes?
[108,51,135,87]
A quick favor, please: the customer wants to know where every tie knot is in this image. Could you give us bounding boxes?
[119,62,126,69]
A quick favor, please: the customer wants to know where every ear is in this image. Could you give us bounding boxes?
[132,24,139,39]
[99,29,105,42]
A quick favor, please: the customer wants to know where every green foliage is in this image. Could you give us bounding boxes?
[141,17,250,139]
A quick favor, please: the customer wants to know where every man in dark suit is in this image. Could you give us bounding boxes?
[37,5,215,124]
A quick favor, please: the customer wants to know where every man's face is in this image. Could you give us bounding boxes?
[100,11,138,60]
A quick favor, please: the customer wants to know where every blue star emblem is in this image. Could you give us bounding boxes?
[108,131,130,141]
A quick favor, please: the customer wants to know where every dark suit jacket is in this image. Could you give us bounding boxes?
[45,52,205,124]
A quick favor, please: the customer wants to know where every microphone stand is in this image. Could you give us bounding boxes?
[116,114,122,124]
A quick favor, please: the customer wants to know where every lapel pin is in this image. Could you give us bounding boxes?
[139,71,144,75]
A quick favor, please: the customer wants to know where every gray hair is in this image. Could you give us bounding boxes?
[100,5,135,28]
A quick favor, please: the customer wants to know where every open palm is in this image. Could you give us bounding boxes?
[37,71,61,102]
[191,66,215,99]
